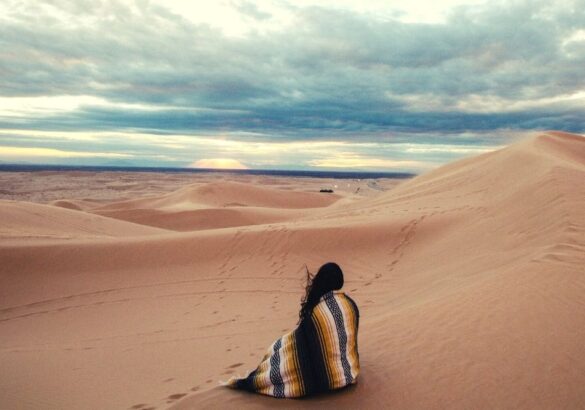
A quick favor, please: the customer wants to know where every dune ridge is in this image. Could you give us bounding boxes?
[88,180,340,231]
[0,132,584,410]
[0,200,167,241]
[92,180,340,211]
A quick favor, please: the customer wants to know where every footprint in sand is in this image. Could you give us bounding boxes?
[190,386,200,392]
[167,393,187,401]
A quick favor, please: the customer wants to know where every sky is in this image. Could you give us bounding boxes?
[1,0,584,172]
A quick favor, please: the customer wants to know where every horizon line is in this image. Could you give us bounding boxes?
[0,163,417,179]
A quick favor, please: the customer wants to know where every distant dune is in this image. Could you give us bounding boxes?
[0,132,583,410]
[90,180,340,231]
[92,207,311,232]
[49,199,84,211]
[0,200,167,241]
[93,180,340,211]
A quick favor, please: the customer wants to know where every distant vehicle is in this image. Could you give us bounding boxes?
[319,189,334,193]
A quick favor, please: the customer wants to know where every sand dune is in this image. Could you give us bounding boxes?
[0,200,167,242]
[49,199,107,212]
[0,132,584,410]
[49,200,84,211]
[93,180,340,211]
[89,180,341,231]
[170,132,585,409]
[93,207,310,231]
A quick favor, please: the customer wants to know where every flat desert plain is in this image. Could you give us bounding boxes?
[1,131,584,410]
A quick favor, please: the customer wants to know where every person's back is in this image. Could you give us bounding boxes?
[300,290,360,394]
[225,263,360,398]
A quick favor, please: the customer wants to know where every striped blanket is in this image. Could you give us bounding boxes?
[225,291,360,398]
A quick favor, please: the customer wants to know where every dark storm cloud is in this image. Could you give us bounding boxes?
[1,0,585,146]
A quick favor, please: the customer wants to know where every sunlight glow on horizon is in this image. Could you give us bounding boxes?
[189,158,249,170]
[0,129,511,172]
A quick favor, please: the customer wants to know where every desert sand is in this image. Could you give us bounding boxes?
[0,131,584,409]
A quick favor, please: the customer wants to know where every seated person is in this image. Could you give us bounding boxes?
[225,262,360,398]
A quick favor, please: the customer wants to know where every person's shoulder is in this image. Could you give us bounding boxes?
[318,291,358,307]
[336,292,359,314]
[334,291,356,302]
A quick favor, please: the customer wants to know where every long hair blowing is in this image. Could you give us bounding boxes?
[298,262,344,323]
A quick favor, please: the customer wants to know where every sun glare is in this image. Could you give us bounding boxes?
[189,158,249,170]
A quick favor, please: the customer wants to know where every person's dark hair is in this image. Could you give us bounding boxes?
[298,262,344,323]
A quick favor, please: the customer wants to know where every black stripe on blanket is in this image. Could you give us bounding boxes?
[270,338,285,397]
[325,295,353,384]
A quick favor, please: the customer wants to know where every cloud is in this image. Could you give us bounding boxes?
[0,146,131,158]
[308,153,429,169]
[232,1,272,20]
[0,127,506,171]
[1,0,584,170]
[393,143,504,154]
[189,158,249,169]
